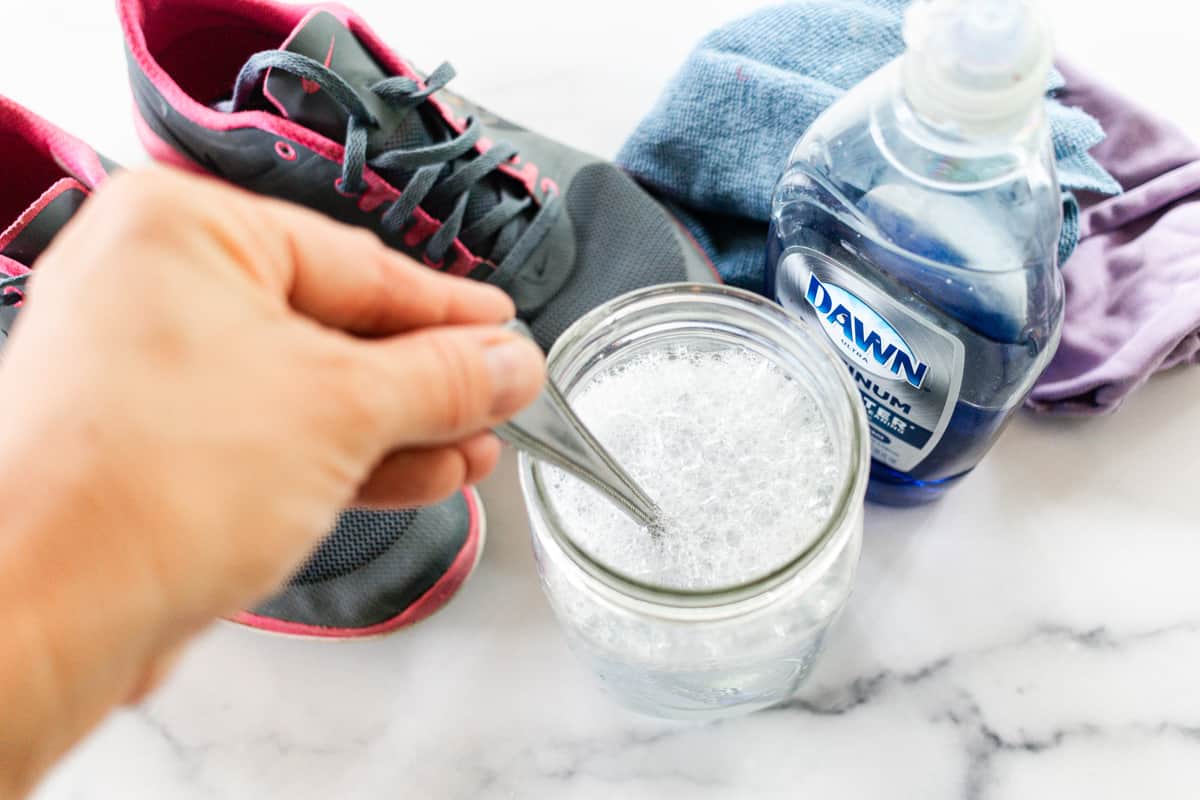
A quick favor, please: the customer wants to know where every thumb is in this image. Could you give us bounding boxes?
[357,324,545,448]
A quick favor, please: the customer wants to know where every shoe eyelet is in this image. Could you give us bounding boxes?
[274,141,298,161]
[423,255,446,270]
[1,287,23,307]
[334,177,362,197]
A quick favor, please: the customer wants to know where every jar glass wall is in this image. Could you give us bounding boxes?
[520,285,870,719]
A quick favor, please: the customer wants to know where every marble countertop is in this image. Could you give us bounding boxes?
[14,1,1200,797]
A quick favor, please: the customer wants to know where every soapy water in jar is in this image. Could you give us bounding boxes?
[545,343,842,592]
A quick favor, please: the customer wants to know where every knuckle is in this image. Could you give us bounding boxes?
[348,251,398,330]
[424,333,486,433]
[321,344,389,433]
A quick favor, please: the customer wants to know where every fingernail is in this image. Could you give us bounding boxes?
[485,336,543,417]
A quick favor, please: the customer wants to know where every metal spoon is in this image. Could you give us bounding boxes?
[494,321,662,528]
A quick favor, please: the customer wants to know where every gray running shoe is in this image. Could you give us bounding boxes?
[119,0,720,350]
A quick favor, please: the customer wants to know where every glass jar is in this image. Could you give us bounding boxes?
[519,284,870,719]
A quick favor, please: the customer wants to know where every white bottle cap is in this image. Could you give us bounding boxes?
[902,0,1052,135]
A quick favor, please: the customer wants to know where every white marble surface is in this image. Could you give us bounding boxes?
[9,0,1200,797]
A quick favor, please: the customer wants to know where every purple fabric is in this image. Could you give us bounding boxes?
[1030,63,1200,413]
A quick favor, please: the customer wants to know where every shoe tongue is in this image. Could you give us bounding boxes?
[1,178,90,267]
[260,8,527,264]
[263,9,444,153]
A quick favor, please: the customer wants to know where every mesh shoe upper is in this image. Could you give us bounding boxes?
[243,493,482,635]
[291,508,421,585]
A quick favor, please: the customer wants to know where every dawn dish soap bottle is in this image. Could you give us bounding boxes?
[768,0,1064,506]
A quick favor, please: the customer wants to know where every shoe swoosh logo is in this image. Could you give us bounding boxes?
[301,36,337,95]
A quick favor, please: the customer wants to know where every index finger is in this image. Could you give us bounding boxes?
[259,197,517,335]
[118,167,517,336]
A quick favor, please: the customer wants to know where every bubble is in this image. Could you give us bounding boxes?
[544,344,840,591]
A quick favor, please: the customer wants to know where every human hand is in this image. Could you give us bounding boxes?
[0,167,543,794]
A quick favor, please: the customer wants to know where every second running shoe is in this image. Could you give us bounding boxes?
[0,94,485,642]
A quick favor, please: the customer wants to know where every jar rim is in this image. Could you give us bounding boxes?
[519,283,870,608]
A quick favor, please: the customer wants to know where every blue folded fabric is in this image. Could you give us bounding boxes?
[616,0,1122,291]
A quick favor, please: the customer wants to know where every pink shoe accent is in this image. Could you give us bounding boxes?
[403,214,438,249]
[230,488,485,639]
[506,161,539,195]
[0,96,108,189]
[355,180,393,214]
[0,255,29,279]
[445,253,474,278]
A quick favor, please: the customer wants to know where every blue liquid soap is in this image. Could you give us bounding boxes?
[769,0,1064,505]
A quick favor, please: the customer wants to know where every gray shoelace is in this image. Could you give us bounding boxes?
[231,52,559,288]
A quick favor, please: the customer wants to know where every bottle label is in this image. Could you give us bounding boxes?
[779,248,964,473]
